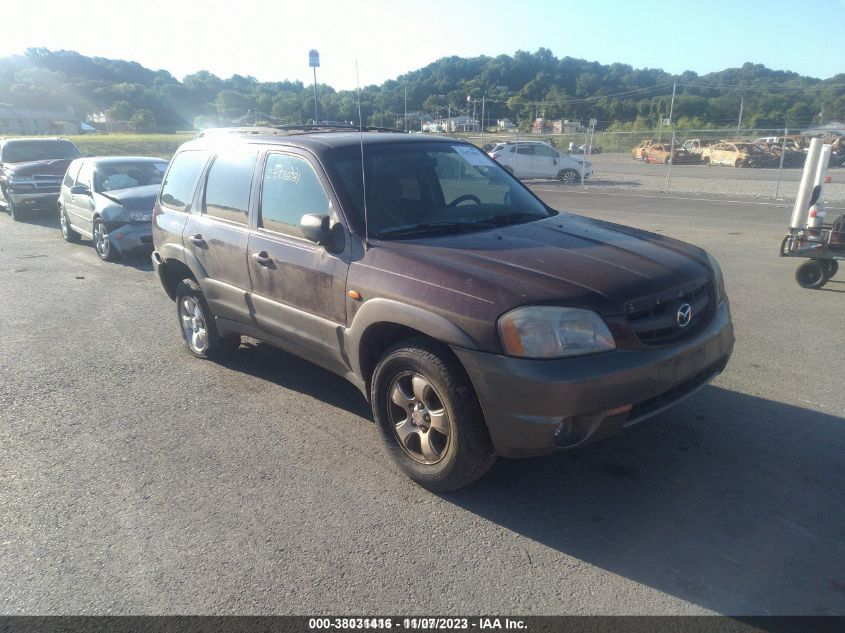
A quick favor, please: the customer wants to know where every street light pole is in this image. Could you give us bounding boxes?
[404,83,407,132]
[308,49,320,125]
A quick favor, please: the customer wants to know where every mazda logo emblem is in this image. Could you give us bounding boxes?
[676,303,693,328]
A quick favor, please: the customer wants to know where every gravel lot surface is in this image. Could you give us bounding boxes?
[1,191,843,615]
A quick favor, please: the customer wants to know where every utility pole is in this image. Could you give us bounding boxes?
[404,83,408,132]
[480,95,486,146]
[737,97,744,137]
[668,81,676,125]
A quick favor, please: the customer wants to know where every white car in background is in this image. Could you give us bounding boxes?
[488,141,592,183]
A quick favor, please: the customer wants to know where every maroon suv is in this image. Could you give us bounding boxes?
[151,127,734,490]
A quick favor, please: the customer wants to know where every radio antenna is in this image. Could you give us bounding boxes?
[356,62,370,250]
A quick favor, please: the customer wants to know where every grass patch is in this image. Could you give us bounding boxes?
[61,133,196,159]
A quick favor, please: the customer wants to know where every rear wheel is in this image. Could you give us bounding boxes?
[174,279,240,359]
[795,260,827,289]
[371,338,496,491]
[820,259,838,280]
[59,206,80,243]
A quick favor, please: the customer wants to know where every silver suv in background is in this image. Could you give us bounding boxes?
[488,140,592,183]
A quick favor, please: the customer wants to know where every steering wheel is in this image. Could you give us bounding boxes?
[447,194,482,207]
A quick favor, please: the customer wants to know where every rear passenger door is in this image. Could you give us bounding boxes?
[182,148,258,323]
[246,151,350,372]
[513,144,535,177]
[532,144,560,177]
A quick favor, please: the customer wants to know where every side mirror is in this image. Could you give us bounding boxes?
[300,213,331,244]
[70,184,90,195]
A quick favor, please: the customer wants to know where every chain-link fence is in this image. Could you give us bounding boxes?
[462,129,845,205]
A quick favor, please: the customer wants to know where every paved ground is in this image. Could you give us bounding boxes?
[1,192,843,615]
[524,153,845,203]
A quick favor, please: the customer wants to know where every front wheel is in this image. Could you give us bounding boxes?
[8,197,24,221]
[795,260,827,289]
[557,169,580,184]
[93,218,117,261]
[174,279,240,359]
[371,338,496,491]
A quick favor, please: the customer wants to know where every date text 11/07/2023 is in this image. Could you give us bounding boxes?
[307,617,528,630]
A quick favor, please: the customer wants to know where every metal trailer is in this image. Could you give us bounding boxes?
[779,138,844,289]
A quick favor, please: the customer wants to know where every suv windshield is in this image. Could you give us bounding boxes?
[2,140,81,163]
[326,142,551,239]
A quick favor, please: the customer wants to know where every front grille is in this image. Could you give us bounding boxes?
[626,281,714,346]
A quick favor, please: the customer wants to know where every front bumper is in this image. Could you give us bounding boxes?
[452,301,734,458]
[106,222,153,254]
[8,190,60,211]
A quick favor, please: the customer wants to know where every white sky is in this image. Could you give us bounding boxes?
[1,0,842,89]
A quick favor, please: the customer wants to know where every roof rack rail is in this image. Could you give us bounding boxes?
[197,125,403,138]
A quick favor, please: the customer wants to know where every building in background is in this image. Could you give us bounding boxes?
[0,105,81,135]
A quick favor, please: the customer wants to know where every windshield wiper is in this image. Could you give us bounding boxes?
[475,211,546,226]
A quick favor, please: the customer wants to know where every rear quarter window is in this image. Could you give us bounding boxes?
[160,151,210,210]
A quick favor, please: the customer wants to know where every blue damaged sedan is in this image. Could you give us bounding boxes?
[58,156,168,261]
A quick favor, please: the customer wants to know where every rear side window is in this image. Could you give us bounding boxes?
[259,153,330,237]
[203,150,258,224]
[160,151,210,210]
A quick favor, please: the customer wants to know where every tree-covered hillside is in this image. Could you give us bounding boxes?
[1,47,842,131]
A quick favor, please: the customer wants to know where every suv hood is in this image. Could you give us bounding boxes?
[374,213,712,316]
[4,159,74,177]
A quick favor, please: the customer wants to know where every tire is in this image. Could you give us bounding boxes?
[174,279,240,359]
[371,337,496,491]
[92,218,118,261]
[8,197,25,221]
[795,260,828,289]
[735,158,743,168]
[820,259,838,280]
[702,157,710,166]
[558,169,580,184]
[59,206,80,243]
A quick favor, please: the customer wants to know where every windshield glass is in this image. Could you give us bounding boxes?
[94,161,168,192]
[2,140,81,163]
[326,142,551,239]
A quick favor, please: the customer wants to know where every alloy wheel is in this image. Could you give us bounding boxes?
[387,371,451,464]
[179,296,209,354]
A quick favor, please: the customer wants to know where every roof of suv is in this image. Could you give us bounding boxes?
[190,126,464,155]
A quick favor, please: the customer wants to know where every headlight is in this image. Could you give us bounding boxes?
[498,306,616,358]
[706,252,725,303]
[129,212,152,222]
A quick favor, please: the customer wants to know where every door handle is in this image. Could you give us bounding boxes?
[252,251,273,267]
[189,234,205,246]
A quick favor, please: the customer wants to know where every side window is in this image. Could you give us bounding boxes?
[160,150,210,211]
[203,150,258,224]
[534,145,556,158]
[516,145,535,155]
[63,161,82,187]
[75,162,94,190]
[260,153,330,238]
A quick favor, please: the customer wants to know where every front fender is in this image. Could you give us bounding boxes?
[346,297,479,378]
